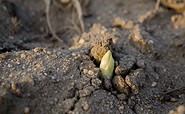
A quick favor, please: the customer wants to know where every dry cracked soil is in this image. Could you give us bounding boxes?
[0,0,185,114]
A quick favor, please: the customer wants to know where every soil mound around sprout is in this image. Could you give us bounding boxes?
[0,0,185,114]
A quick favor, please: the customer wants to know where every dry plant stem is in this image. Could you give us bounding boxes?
[57,25,79,33]
[71,12,82,34]
[71,0,84,33]
[163,86,185,95]
[155,0,161,10]
[44,0,64,43]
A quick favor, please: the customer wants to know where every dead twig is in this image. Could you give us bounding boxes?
[44,0,64,43]
[162,86,185,95]
[71,0,84,33]
[44,0,84,43]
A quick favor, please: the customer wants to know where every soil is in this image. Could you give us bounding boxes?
[0,0,185,114]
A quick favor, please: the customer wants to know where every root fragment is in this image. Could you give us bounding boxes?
[44,0,64,42]
[44,0,85,42]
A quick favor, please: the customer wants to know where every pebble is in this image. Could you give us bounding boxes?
[33,47,40,53]
[47,51,51,55]
[151,82,157,87]
[83,69,88,74]
[170,97,177,102]
[71,53,76,56]
[119,106,124,110]
[54,98,58,102]
[11,82,16,91]
[51,76,56,80]
[7,64,12,67]
[169,110,175,114]
[15,89,22,97]
[136,59,145,68]
[82,102,89,111]
[79,39,85,44]
[85,68,99,78]
[177,105,185,114]
[88,70,94,76]
[24,107,30,114]
[21,53,26,59]
[117,93,127,101]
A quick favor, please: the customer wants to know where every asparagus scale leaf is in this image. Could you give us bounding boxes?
[100,50,114,80]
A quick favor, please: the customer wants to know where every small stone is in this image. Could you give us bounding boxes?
[83,69,88,74]
[71,53,76,56]
[21,53,26,59]
[79,39,85,44]
[177,105,185,114]
[170,97,177,102]
[112,91,117,95]
[24,107,30,114]
[15,89,22,97]
[82,102,89,111]
[119,106,124,110]
[7,64,12,67]
[33,47,40,53]
[88,70,94,76]
[169,110,175,114]
[151,82,157,87]
[117,93,127,101]
[136,59,145,68]
[54,98,58,102]
[43,48,47,53]
[47,51,51,55]
[51,76,56,80]
[11,82,16,91]
[49,100,54,105]
[86,68,99,78]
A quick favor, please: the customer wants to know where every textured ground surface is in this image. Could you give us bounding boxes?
[0,0,185,114]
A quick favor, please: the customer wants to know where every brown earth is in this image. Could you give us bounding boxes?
[0,0,185,114]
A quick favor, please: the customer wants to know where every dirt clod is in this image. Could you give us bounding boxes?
[79,86,95,97]
[82,101,89,111]
[112,75,130,95]
[125,69,146,94]
[112,17,134,29]
[60,98,76,112]
[91,78,102,89]
[171,13,185,29]
[115,55,136,76]
[91,38,113,62]
[0,0,185,113]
